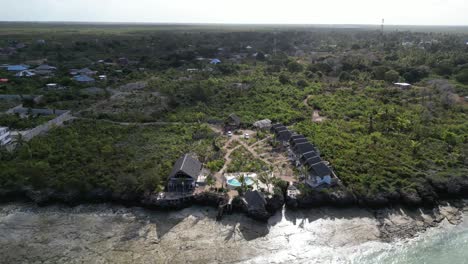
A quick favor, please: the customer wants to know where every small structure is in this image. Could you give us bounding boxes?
[253,119,272,130]
[224,113,241,132]
[98,75,107,81]
[0,78,8,83]
[15,70,36,77]
[73,75,95,83]
[210,58,221,65]
[167,154,202,192]
[394,82,411,89]
[0,127,12,146]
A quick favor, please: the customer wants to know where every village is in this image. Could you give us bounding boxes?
[0,46,342,220]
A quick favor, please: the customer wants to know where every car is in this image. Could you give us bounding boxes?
[244,133,250,139]
[227,131,233,137]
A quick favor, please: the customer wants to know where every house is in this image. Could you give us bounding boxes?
[224,113,241,132]
[253,119,272,130]
[0,78,8,83]
[73,75,95,83]
[210,58,221,65]
[98,75,107,81]
[15,70,36,77]
[306,162,333,187]
[7,65,29,72]
[70,68,96,76]
[35,64,56,71]
[34,64,56,75]
[167,154,202,192]
[0,127,12,146]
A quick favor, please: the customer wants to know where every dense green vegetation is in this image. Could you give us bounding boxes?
[227,145,267,173]
[0,120,219,193]
[0,113,55,129]
[0,23,466,202]
[295,84,467,198]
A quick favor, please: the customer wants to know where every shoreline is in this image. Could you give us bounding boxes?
[0,188,465,242]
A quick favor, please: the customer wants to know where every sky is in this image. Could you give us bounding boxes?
[0,0,467,25]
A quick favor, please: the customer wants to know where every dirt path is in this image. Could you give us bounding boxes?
[74,117,195,126]
[237,140,271,165]
[214,138,240,188]
[304,95,327,123]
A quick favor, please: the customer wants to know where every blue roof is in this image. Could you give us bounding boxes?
[7,65,29,71]
[73,75,95,82]
[210,59,221,64]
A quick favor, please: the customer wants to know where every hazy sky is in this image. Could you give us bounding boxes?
[1,0,467,25]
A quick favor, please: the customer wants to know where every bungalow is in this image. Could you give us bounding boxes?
[15,70,36,77]
[167,154,202,192]
[275,129,292,143]
[290,137,308,148]
[289,134,306,142]
[0,127,12,146]
[270,123,286,133]
[300,151,320,164]
[303,156,322,168]
[293,142,317,157]
[73,75,95,83]
[307,162,332,187]
[224,113,241,132]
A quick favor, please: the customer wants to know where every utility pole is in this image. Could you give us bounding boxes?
[381,18,385,34]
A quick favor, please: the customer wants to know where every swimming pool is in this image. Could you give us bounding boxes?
[227,177,254,187]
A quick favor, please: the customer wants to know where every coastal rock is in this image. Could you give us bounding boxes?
[25,188,55,205]
[399,189,423,207]
[265,192,285,213]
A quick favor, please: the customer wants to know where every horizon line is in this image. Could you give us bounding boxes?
[1,21,468,27]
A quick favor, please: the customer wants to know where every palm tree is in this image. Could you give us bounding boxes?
[238,174,247,193]
[206,174,215,190]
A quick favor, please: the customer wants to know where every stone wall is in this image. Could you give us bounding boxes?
[19,111,74,142]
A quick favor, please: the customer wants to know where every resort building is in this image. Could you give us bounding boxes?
[167,154,202,193]
[224,113,241,132]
